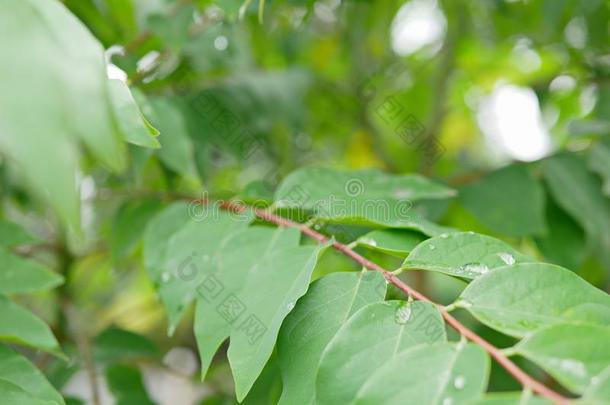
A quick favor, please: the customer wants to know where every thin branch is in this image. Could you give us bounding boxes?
[207,199,572,405]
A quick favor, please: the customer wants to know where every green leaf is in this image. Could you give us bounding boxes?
[274,167,456,229]
[148,97,198,177]
[459,164,547,237]
[535,196,587,270]
[354,343,489,405]
[403,232,532,279]
[315,300,447,405]
[0,297,60,354]
[0,0,129,230]
[110,199,163,261]
[356,229,427,258]
[0,249,63,294]
[579,366,610,405]
[458,263,610,337]
[0,344,64,405]
[93,326,159,363]
[151,207,251,331]
[514,323,610,394]
[107,79,160,149]
[277,271,387,405]
[470,392,552,404]
[191,226,327,400]
[588,140,610,197]
[0,379,58,405]
[105,364,156,405]
[0,221,38,247]
[542,153,610,266]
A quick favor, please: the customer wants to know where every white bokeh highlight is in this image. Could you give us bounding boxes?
[390,0,446,56]
[477,84,552,162]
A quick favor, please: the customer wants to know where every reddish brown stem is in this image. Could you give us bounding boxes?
[216,200,571,405]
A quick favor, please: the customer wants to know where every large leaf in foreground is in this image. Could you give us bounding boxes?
[0,379,57,405]
[514,323,610,394]
[403,232,532,279]
[0,297,60,353]
[0,344,64,405]
[458,263,610,337]
[0,250,63,294]
[277,271,386,405]
[192,227,327,400]
[0,0,128,230]
[145,204,250,332]
[315,300,446,405]
[471,392,552,404]
[274,167,455,228]
[354,343,489,405]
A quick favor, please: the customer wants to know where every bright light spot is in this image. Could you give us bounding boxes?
[511,39,541,73]
[477,83,552,162]
[213,35,229,51]
[137,51,160,73]
[580,85,597,115]
[390,0,446,56]
[105,45,127,82]
[565,17,587,49]
[549,75,577,93]
[314,2,336,24]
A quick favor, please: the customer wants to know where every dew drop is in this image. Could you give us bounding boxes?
[467,231,475,235]
[453,375,466,390]
[440,233,449,239]
[460,263,489,276]
[442,398,452,405]
[161,272,171,283]
[287,301,295,311]
[393,188,412,199]
[395,304,412,324]
[498,252,515,265]
[428,244,436,250]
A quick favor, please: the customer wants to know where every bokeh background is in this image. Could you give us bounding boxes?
[3,0,610,403]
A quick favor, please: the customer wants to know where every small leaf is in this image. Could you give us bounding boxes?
[274,167,455,229]
[277,271,387,405]
[0,249,63,294]
[105,364,156,405]
[0,296,60,353]
[459,164,547,237]
[0,343,64,405]
[110,199,163,261]
[354,343,490,405]
[458,263,610,337]
[514,323,610,394]
[356,229,427,258]
[315,300,446,404]
[93,326,159,364]
[0,221,38,247]
[542,153,610,266]
[107,79,160,149]
[403,232,532,279]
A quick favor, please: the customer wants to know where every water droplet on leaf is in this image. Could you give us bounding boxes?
[498,252,515,265]
[161,272,171,283]
[395,303,412,324]
[428,244,436,250]
[442,398,452,405]
[453,375,466,389]
[287,301,295,311]
[440,233,449,239]
[459,263,489,276]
